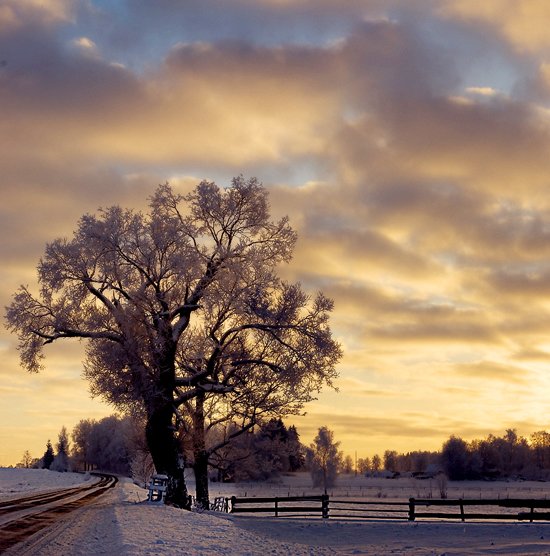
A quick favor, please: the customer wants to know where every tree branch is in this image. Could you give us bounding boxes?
[175,368,211,387]
[199,383,234,394]
[230,359,286,374]
[206,420,256,456]
[34,327,122,344]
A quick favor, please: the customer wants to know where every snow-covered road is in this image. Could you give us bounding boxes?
[7,479,335,555]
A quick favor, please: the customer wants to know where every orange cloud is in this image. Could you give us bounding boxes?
[4,3,550,465]
[442,0,550,52]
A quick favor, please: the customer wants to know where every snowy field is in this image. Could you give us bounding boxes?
[206,471,550,502]
[2,468,550,554]
[0,468,96,498]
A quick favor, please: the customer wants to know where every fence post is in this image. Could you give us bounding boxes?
[408,498,415,521]
[322,494,329,519]
[230,496,236,514]
[460,500,465,522]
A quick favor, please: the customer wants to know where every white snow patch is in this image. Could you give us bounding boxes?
[117,481,334,555]
[0,467,93,498]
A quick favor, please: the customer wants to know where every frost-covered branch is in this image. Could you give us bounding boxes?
[5,177,339,510]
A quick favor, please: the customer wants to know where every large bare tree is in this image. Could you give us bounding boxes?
[176,280,341,507]
[6,177,340,506]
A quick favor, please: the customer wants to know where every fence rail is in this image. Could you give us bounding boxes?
[225,494,550,523]
[409,498,550,522]
[229,495,329,518]
[328,499,409,520]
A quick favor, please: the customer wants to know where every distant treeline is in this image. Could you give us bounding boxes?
[376,429,550,481]
[17,416,144,477]
[16,416,307,484]
[17,419,550,484]
[207,418,305,482]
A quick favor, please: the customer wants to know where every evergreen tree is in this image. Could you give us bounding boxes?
[287,425,305,471]
[51,426,70,472]
[441,436,469,480]
[252,422,286,480]
[207,420,307,482]
[42,440,54,469]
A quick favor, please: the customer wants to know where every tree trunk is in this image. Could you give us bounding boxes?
[146,402,190,508]
[193,392,210,509]
[194,450,210,509]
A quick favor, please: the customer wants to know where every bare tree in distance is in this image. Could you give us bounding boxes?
[5,177,340,506]
[71,419,95,472]
[18,450,33,469]
[307,426,343,493]
[357,457,371,474]
[72,415,141,475]
[340,454,354,474]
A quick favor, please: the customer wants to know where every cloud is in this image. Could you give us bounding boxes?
[371,321,497,344]
[291,227,437,284]
[336,377,399,398]
[293,410,496,453]
[0,340,111,465]
[0,0,75,32]
[73,0,407,62]
[442,0,550,53]
[488,267,550,297]
[466,86,500,97]
[452,360,530,384]
[356,95,550,198]
[0,32,343,172]
[512,347,550,362]
[71,36,99,56]
[4,1,550,465]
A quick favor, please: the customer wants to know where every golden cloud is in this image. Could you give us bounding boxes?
[0,0,75,32]
[5,6,550,464]
[452,360,530,384]
[443,0,550,52]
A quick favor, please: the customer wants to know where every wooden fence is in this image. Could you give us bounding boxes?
[409,498,550,522]
[329,499,409,519]
[229,495,329,518]
[225,495,550,522]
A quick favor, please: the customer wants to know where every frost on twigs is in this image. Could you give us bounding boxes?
[5,177,341,507]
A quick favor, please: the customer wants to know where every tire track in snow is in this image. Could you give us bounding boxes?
[0,473,117,553]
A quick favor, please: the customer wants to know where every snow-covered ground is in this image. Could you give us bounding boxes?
[0,468,95,498]
[206,471,550,501]
[3,468,550,555]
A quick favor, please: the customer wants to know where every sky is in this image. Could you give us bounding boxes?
[3,0,550,466]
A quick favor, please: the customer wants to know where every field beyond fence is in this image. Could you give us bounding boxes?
[201,472,550,502]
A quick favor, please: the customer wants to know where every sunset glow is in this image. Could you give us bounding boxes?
[2,0,550,466]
